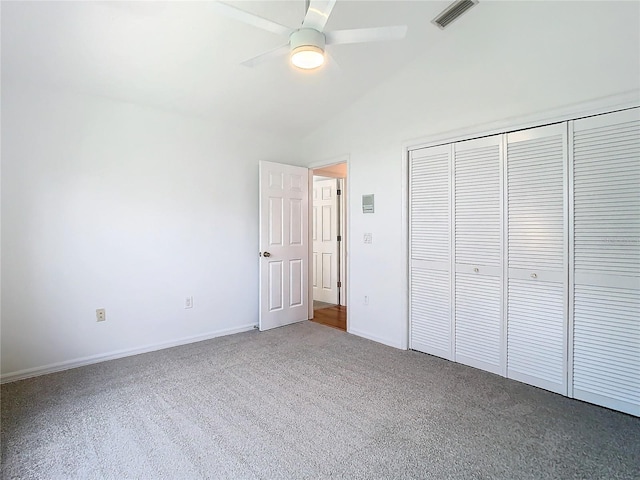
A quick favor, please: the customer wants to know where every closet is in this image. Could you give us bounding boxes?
[506,124,567,395]
[570,109,640,415]
[410,144,452,360]
[453,136,503,375]
[409,107,639,416]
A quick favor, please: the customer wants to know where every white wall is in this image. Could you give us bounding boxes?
[3,1,639,378]
[1,82,297,378]
[299,1,640,349]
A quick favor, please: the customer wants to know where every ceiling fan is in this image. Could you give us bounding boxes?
[212,0,408,70]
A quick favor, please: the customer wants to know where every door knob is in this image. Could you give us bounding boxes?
[262,251,271,258]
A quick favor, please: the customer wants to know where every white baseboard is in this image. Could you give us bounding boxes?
[0,323,258,384]
[348,328,407,350]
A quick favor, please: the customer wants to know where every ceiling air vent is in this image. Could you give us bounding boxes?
[432,0,479,30]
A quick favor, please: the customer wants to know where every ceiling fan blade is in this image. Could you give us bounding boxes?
[324,51,341,73]
[241,44,290,68]
[212,2,294,37]
[325,25,408,45]
[302,0,337,32]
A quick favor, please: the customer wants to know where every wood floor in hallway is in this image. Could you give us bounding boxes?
[311,305,346,331]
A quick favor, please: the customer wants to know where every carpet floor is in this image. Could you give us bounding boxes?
[1,321,639,479]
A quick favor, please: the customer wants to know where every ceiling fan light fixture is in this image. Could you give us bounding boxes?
[289,28,326,70]
[291,45,325,69]
[215,3,408,70]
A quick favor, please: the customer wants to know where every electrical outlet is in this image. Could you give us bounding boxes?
[185,296,193,309]
[96,308,106,322]
[364,295,369,305]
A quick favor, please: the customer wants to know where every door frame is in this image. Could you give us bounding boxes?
[307,156,349,329]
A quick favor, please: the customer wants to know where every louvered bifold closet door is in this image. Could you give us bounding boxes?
[506,124,567,395]
[410,144,452,360]
[571,108,640,417]
[454,135,503,375]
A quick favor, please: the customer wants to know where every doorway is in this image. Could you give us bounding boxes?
[310,163,347,331]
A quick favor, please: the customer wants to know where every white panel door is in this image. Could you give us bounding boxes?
[506,123,567,395]
[409,144,452,360]
[259,161,309,331]
[312,178,339,304]
[454,135,503,375]
[571,108,640,416]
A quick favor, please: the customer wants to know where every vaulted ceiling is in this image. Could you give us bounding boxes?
[1,1,476,137]
[3,1,638,142]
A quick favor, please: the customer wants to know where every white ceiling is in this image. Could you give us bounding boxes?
[1,1,465,138]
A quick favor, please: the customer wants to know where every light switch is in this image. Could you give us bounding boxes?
[364,233,372,244]
[362,194,374,213]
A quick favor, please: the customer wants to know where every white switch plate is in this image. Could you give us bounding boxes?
[96,308,106,322]
[185,296,193,309]
[364,233,372,244]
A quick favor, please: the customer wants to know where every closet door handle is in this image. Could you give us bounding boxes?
[473,267,479,273]
[530,273,537,279]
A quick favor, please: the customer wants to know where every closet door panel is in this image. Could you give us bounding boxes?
[454,137,502,267]
[573,285,639,415]
[409,145,452,359]
[411,146,450,268]
[455,273,502,374]
[454,135,503,373]
[507,279,565,393]
[411,267,451,358]
[507,130,565,271]
[506,123,567,394]
[572,108,640,416]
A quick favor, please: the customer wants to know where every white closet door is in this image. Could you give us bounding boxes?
[571,108,640,416]
[410,144,452,359]
[454,135,503,375]
[506,124,567,395]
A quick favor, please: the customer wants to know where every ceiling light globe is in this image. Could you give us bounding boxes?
[291,46,325,70]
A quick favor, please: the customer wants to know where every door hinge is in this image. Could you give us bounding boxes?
[337,235,342,242]
[337,189,342,195]
[337,281,342,288]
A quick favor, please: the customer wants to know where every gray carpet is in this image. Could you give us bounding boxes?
[1,321,639,480]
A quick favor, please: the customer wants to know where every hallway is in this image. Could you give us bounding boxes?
[311,305,346,331]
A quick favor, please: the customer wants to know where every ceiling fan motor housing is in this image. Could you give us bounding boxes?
[290,28,326,53]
